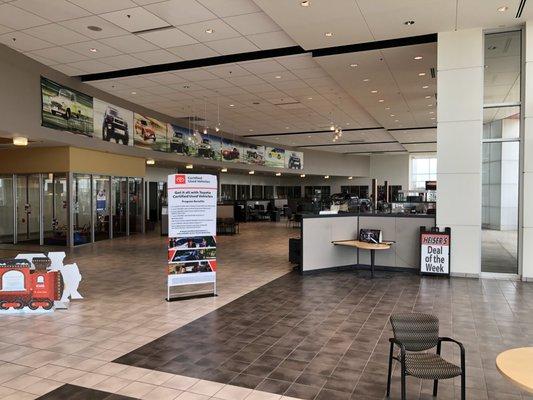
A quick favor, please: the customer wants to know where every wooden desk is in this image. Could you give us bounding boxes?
[496,347,533,393]
[332,240,392,278]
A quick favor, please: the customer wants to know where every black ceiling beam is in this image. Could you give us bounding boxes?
[80,45,306,81]
[78,33,438,82]
[242,126,384,138]
[311,33,437,58]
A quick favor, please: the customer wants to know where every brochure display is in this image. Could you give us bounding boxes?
[419,227,451,276]
[167,174,217,300]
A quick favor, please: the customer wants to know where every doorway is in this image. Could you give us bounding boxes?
[16,174,41,243]
[112,177,128,238]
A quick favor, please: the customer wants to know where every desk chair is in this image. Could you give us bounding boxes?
[387,313,465,400]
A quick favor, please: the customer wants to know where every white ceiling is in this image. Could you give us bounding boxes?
[0,0,527,154]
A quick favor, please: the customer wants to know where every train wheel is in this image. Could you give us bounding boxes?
[13,299,25,310]
[28,301,39,310]
[42,300,53,310]
[0,301,8,310]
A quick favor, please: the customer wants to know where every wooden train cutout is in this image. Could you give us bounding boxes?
[0,258,61,311]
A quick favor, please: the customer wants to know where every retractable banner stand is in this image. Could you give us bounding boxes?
[419,227,451,276]
[167,174,217,300]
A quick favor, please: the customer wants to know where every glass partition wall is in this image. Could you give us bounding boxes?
[0,173,143,246]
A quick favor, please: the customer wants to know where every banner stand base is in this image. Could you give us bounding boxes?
[166,292,217,302]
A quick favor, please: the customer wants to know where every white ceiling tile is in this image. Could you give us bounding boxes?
[276,54,317,70]
[60,16,130,39]
[132,49,182,64]
[103,54,148,69]
[205,64,251,78]
[178,18,241,42]
[12,0,90,22]
[0,3,48,29]
[138,27,198,48]
[145,72,186,84]
[168,43,219,59]
[66,40,123,58]
[196,0,260,17]
[0,31,52,51]
[24,52,55,65]
[100,7,170,33]
[206,36,258,54]
[177,69,218,81]
[223,12,280,35]
[240,59,285,74]
[28,46,89,64]
[22,24,88,46]
[101,34,158,53]
[247,30,296,49]
[65,59,113,73]
[0,24,12,35]
[145,0,217,26]
[68,0,137,14]
[291,67,328,79]
[52,63,86,76]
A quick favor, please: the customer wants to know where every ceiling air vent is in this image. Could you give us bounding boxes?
[516,0,527,17]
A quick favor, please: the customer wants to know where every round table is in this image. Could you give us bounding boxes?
[496,347,533,393]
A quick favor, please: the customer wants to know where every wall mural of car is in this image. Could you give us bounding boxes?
[102,106,129,145]
[288,152,302,169]
[135,119,156,142]
[269,148,284,160]
[50,88,83,120]
[222,147,240,160]
[246,150,264,165]
[198,138,216,159]
[170,132,193,154]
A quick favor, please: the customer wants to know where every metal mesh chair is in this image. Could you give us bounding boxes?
[387,313,465,400]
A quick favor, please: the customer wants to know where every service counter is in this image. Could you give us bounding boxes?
[300,213,436,273]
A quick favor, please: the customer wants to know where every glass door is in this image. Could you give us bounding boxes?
[0,175,14,244]
[16,174,40,243]
[73,174,92,245]
[43,173,68,246]
[112,177,127,238]
[94,176,110,241]
[128,178,143,234]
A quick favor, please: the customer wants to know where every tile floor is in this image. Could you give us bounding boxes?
[0,222,531,399]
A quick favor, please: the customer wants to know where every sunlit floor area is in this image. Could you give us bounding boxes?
[0,223,532,399]
[481,229,518,274]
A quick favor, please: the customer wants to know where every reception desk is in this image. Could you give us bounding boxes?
[300,213,436,273]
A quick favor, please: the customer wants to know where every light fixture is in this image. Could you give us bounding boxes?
[363,78,370,82]
[87,25,102,32]
[285,126,290,130]
[414,56,423,60]
[301,0,310,6]
[497,5,509,12]
[418,72,426,76]
[221,168,227,172]
[205,28,214,34]
[330,124,335,131]
[249,170,255,175]
[385,107,391,110]
[300,174,306,178]
[275,75,282,79]
[348,176,353,180]
[430,117,436,120]
[394,119,399,122]
[276,172,282,176]
[371,90,378,94]
[422,85,429,89]
[215,126,220,132]
[229,104,234,107]
[203,127,208,134]
[378,99,384,103]
[186,164,193,169]
[404,20,415,25]
[390,114,395,117]
[324,175,330,179]
[427,104,433,107]
[425,95,432,99]
[324,32,333,37]
[146,159,155,165]
[429,111,435,114]
[89,48,97,53]
[249,129,254,132]
[350,63,358,67]
[307,97,313,100]
[131,91,136,95]
[13,137,28,146]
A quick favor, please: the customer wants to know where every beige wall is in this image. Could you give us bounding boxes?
[69,147,145,177]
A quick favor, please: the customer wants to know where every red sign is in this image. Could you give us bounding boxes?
[175,175,186,184]
[421,233,449,246]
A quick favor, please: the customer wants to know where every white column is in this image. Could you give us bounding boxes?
[522,21,533,279]
[437,28,484,277]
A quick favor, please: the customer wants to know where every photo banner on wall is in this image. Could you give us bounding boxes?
[94,99,133,146]
[221,138,242,162]
[41,77,94,137]
[265,147,286,168]
[134,113,168,152]
[167,174,218,300]
[285,150,304,170]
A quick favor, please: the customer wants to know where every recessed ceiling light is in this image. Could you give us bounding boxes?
[186,164,193,169]
[363,78,370,82]
[371,90,378,94]
[430,117,436,120]
[348,176,353,180]
[414,56,423,60]
[497,6,509,12]
[394,119,399,122]
[276,172,282,176]
[346,122,350,125]
[385,107,391,110]
[285,126,290,129]
[205,28,214,34]
[422,85,429,89]
[425,95,432,99]
[325,32,333,37]
[404,20,415,25]
[249,170,255,175]
[146,159,155,165]
[249,129,254,132]
[87,25,102,32]
[429,111,435,114]
[89,48,97,53]
[301,0,310,6]
[229,104,234,107]
[275,75,282,79]
[428,104,433,107]
[418,72,426,76]
[324,175,330,179]
[307,97,313,100]
[350,63,358,67]
[300,174,306,178]
[183,84,190,89]
[390,114,395,117]
[308,135,312,138]
[13,137,28,146]
[221,168,228,172]
[131,91,136,95]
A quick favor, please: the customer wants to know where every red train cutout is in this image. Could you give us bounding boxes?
[0,258,61,311]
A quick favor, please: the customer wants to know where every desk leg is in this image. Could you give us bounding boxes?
[370,249,375,279]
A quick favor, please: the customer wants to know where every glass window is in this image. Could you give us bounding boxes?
[16,174,40,243]
[251,185,263,199]
[0,175,14,244]
[483,107,520,139]
[264,186,274,199]
[73,174,91,246]
[221,184,235,201]
[410,156,437,190]
[129,178,143,234]
[93,175,110,241]
[43,173,67,246]
[236,185,249,200]
[112,177,127,238]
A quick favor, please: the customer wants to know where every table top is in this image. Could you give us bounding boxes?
[332,240,392,250]
[496,347,533,393]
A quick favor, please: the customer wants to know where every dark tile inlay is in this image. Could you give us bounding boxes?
[36,384,135,400]
[113,270,533,399]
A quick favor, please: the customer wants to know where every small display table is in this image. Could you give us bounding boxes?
[496,347,533,393]
[332,240,392,278]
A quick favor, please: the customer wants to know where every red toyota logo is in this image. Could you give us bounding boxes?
[175,175,186,184]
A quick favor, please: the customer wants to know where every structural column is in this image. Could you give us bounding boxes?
[437,28,484,277]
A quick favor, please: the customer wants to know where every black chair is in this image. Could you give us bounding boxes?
[387,313,465,400]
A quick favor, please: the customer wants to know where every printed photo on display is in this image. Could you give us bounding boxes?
[133,113,168,151]
[168,236,216,249]
[171,248,216,263]
[168,260,215,274]
[93,99,133,146]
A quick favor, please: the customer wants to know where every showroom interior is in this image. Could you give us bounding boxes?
[0,1,532,400]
